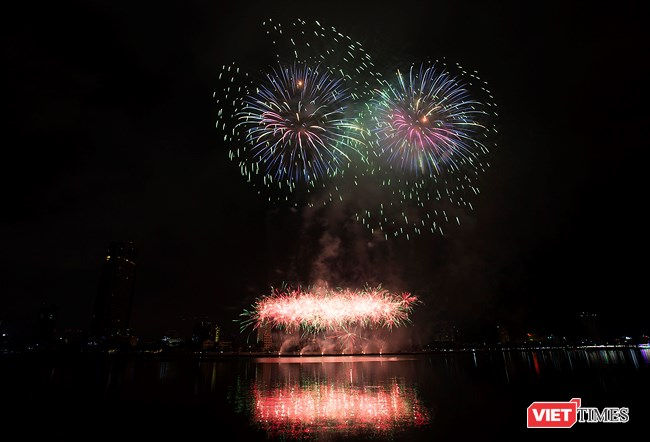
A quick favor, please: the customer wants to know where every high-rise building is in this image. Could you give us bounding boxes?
[496,324,510,344]
[192,319,220,350]
[38,304,58,347]
[258,323,273,351]
[0,320,9,352]
[91,241,136,337]
[431,321,458,344]
[577,312,600,342]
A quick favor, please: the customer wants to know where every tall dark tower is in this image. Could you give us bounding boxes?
[91,241,136,337]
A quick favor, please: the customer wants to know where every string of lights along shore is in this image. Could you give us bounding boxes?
[215,18,498,239]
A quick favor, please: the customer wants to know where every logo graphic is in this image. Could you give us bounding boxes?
[527,398,629,428]
[527,398,581,428]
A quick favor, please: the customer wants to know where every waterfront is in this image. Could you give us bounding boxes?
[1,348,648,439]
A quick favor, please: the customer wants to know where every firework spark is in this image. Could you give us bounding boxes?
[241,286,418,333]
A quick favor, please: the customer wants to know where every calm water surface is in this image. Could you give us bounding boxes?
[2,349,649,440]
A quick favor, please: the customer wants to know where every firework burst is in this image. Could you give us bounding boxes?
[241,286,418,333]
[215,21,498,238]
[370,64,489,175]
[351,61,498,239]
[236,63,361,183]
[215,19,376,206]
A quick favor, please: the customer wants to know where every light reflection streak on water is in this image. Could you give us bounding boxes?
[246,356,430,437]
[474,348,650,382]
[252,382,429,437]
[640,349,650,363]
[228,349,650,436]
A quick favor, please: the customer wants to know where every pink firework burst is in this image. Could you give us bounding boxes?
[243,286,418,333]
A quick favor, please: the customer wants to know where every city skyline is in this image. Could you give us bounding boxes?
[2,1,647,341]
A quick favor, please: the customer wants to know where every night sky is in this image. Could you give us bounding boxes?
[3,1,647,339]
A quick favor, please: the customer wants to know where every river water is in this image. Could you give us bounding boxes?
[1,349,648,440]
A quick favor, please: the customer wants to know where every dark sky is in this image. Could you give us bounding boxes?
[3,1,648,339]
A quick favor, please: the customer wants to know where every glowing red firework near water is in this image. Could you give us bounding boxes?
[240,286,418,334]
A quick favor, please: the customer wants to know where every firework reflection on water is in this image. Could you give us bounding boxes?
[246,356,430,437]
